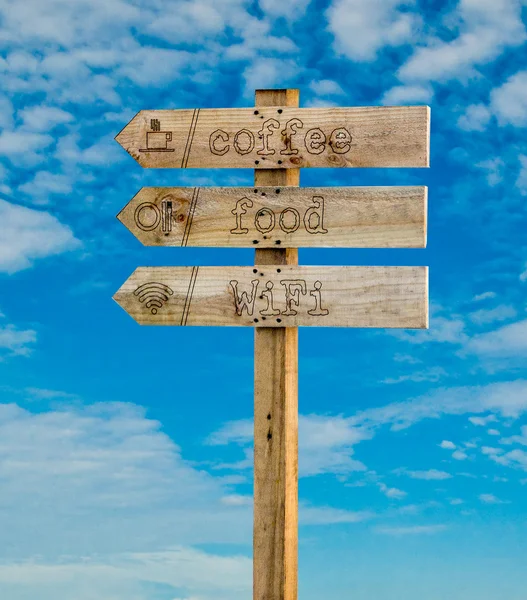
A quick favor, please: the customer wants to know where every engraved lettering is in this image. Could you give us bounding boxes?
[304,196,328,234]
[329,128,352,154]
[233,129,255,155]
[280,279,307,316]
[255,207,275,234]
[260,281,280,316]
[210,129,230,155]
[258,119,280,156]
[209,122,352,158]
[231,197,253,234]
[308,280,329,315]
[280,118,303,155]
[304,128,326,155]
[279,207,300,234]
[230,279,260,316]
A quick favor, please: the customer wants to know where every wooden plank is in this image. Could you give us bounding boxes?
[253,88,299,600]
[117,186,427,248]
[112,265,429,329]
[115,106,430,169]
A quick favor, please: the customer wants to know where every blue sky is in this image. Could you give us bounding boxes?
[1,0,527,598]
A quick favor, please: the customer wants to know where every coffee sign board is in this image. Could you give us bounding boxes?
[115,106,430,169]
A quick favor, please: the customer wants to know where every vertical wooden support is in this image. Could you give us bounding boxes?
[254,88,299,600]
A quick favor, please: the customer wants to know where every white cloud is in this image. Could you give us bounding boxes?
[300,504,373,525]
[383,366,447,385]
[19,106,74,132]
[242,58,298,98]
[55,134,122,167]
[517,155,527,196]
[146,1,226,42]
[475,157,505,187]
[0,94,14,129]
[208,380,527,481]
[374,524,447,535]
[490,70,527,126]
[19,171,74,203]
[465,319,527,357]
[259,0,312,19]
[452,450,468,461]
[354,380,527,430]
[0,400,257,571]
[487,429,500,436]
[469,414,497,426]
[309,79,346,97]
[472,291,496,302]
[382,84,433,105]
[0,0,141,47]
[403,469,452,480]
[0,130,53,156]
[221,494,252,506]
[500,425,527,446]
[457,104,491,131]
[479,493,507,504]
[468,304,517,325]
[0,0,292,127]
[491,449,527,470]
[393,315,467,345]
[206,419,253,446]
[481,446,502,455]
[118,48,198,87]
[439,440,456,450]
[393,353,421,364]
[0,200,80,273]
[327,0,419,61]
[378,482,407,499]
[0,548,251,600]
[397,0,526,84]
[0,324,37,358]
[25,387,79,401]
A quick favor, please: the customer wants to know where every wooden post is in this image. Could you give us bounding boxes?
[253,89,299,600]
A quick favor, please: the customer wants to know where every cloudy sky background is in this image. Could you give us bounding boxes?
[1,0,527,598]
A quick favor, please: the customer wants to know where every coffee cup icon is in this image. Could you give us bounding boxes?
[140,121,175,152]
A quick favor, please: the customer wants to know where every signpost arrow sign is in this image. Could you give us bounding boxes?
[117,186,427,248]
[113,265,428,329]
[115,106,430,169]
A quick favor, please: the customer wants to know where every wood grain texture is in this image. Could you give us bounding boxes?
[114,105,430,169]
[112,265,429,328]
[253,88,299,600]
[117,186,427,248]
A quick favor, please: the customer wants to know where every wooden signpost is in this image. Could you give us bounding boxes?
[114,88,430,600]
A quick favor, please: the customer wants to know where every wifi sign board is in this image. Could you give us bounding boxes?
[113,266,428,328]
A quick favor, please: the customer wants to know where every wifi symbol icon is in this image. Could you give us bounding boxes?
[134,282,174,314]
